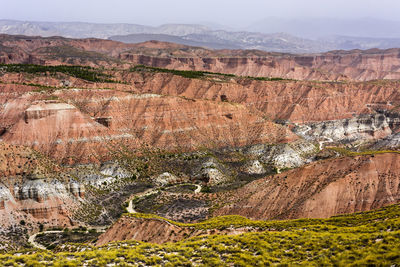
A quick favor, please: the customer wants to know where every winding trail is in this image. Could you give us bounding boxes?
[28,227,107,250]
[127,183,202,214]
[28,231,63,250]
[29,183,202,249]
[296,123,333,150]
[319,137,334,150]
[193,184,202,194]
[296,125,312,138]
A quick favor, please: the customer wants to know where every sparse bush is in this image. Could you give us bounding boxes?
[0,64,120,83]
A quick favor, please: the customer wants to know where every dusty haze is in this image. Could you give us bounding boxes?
[1,0,400,35]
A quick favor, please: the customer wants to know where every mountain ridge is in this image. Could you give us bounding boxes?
[2,19,400,53]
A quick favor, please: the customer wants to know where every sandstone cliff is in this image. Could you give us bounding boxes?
[215,153,400,219]
[0,143,84,230]
[123,72,400,123]
[2,35,400,81]
[1,89,296,163]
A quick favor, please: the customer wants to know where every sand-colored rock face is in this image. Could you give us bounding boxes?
[96,216,252,246]
[215,153,400,220]
[0,143,83,229]
[2,99,113,163]
[1,89,295,163]
[123,49,400,81]
[123,72,400,123]
[2,34,400,81]
[2,76,400,162]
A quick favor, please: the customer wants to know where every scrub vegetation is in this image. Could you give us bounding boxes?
[2,204,400,266]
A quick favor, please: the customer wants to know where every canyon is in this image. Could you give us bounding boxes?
[215,153,400,220]
[2,34,400,81]
[0,34,400,258]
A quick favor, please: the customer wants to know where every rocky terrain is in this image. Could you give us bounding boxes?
[0,142,84,248]
[0,33,400,266]
[2,34,400,81]
[215,152,400,219]
[3,19,400,53]
[96,215,254,245]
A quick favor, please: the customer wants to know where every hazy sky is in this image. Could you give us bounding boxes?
[1,0,399,27]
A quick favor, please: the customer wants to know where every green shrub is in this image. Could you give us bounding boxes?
[0,64,118,83]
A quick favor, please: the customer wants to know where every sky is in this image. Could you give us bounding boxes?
[1,0,400,28]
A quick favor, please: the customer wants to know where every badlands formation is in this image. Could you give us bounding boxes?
[0,34,399,265]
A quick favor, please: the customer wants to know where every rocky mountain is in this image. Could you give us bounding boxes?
[247,17,400,39]
[2,19,400,53]
[3,34,400,81]
[324,35,400,50]
[0,33,400,262]
[108,33,240,49]
[110,31,331,53]
[215,152,400,219]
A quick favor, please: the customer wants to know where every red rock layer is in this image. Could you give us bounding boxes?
[0,142,56,177]
[96,216,252,246]
[2,34,400,81]
[0,143,81,229]
[124,72,400,122]
[1,99,112,163]
[122,49,400,81]
[215,153,400,220]
[1,89,296,163]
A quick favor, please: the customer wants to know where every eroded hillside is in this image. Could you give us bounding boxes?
[2,34,400,81]
[0,34,400,263]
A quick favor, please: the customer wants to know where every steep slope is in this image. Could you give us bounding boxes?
[96,215,251,246]
[122,48,400,81]
[215,153,400,219]
[123,71,400,123]
[1,99,113,164]
[2,34,400,81]
[0,142,84,231]
[1,89,295,163]
[59,89,296,148]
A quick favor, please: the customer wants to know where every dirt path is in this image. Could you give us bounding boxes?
[126,198,136,213]
[319,137,333,149]
[127,183,202,214]
[28,226,108,250]
[28,231,63,250]
[31,183,203,249]
[194,184,202,194]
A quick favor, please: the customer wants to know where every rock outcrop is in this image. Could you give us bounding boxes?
[2,34,400,81]
[196,158,230,185]
[96,216,253,246]
[294,111,400,146]
[215,153,400,220]
[243,160,266,175]
[243,140,317,170]
[0,143,84,230]
[1,99,114,163]
[1,89,295,163]
[153,172,179,186]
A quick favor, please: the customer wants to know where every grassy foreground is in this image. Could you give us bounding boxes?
[1,204,400,266]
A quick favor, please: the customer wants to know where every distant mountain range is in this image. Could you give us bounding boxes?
[246,17,400,39]
[1,19,400,53]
